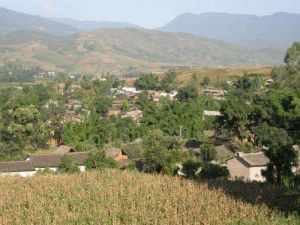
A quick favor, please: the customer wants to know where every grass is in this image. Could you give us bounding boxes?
[176,66,273,84]
[124,66,273,86]
[0,170,298,225]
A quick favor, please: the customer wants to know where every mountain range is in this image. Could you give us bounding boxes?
[160,12,300,47]
[0,29,284,73]
[51,18,140,31]
[0,6,298,73]
[0,7,80,36]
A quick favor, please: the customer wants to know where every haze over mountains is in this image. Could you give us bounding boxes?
[160,12,300,48]
[0,6,299,73]
[0,7,80,36]
[52,18,140,31]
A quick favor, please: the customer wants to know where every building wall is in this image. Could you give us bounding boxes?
[227,158,250,181]
[115,154,129,161]
[36,167,58,172]
[0,171,36,177]
[79,166,86,172]
[249,166,267,182]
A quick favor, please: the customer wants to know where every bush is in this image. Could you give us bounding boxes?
[36,168,55,175]
[200,164,229,179]
[122,143,145,159]
[85,150,119,170]
[200,143,217,162]
[182,159,202,179]
[58,155,80,174]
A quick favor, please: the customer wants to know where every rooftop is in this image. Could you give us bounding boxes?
[0,161,35,173]
[105,148,122,159]
[238,152,269,167]
[27,152,89,168]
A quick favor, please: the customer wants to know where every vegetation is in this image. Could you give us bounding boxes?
[0,42,299,222]
[0,28,283,74]
[0,171,298,224]
[57,155,80,174]
[85,150,119,170]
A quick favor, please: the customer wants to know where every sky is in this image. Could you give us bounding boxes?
[0,0,299,28]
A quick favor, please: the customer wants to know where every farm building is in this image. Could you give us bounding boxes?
[105,148,129,161]
[122,109,143,120]
[0,152,89,177]
[226,152,269,182]
[0,161,36,177]
[54,145,76,154]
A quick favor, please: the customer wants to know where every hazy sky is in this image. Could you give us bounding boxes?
[0,0,299,28]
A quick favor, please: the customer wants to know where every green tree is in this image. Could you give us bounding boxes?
[143,130,186,175]
[262,145,298,186]
[57,155,80,174]
[200,143,217,163]
[201,76,210,87]
[134,73,159,90]
[182,159,202,179]
[160,70,178,92]
[93,96,113,116]
[177,85,198,102]
[285,42,300,74]
[200,164,229,179]
[219,95,251,138]
[121,100,129,112]
[85,150,119,170]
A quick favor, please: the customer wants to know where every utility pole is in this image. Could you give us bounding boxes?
[179,126,183,137]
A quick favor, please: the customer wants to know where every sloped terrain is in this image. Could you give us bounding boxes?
[0,28,284,73]
[0,171,298,224]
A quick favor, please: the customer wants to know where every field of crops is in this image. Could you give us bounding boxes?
[0,170,298,225]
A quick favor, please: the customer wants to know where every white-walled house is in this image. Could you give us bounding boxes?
[0,152,88,177]
[121,87,141,94]
[226,152,269,182]
[0,161,36,177]
[25,152,88,172]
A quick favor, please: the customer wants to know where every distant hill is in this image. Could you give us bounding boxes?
[0,28,284,73]
[52,18,140,31]
[0,7,80,36]
[160,12,300,47]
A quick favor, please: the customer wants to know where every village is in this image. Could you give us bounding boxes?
[0,72,298,184]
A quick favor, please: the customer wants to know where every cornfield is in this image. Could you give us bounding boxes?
[0,170,298,225]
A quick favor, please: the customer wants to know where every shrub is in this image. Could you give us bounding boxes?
[85,150,119,170]
[122,143,144,159]
[36,168,55,175]
[200,164,229,179]
[200,143,217,162]
[57,155,80,174]
[182,159,202,179]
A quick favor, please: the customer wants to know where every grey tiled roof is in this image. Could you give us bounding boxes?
[0,161,35,173]
[239,152,269,167]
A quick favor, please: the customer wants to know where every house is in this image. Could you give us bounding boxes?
[148,91,177,102]
[66,99,82,111]
[203,110,223,117]
[122,87,140,94]
[108,100,123,116]
[201,87,227,100]
[226,152,269,182]
[25,152,88,173]
[122,109,143,120]
[1,152,87,177]
[108,106,122,116]
[265,79,274,87]
[0,161,36,177]
[105,148,129,161]
[54,145,76,154]
[214,134,230,146]
[215,145,235,163]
